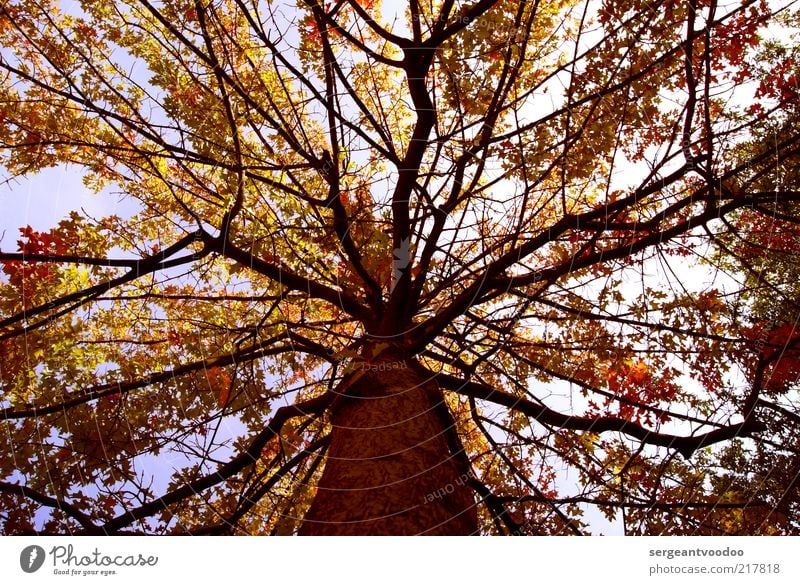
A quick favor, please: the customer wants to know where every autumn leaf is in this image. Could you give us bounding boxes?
[206,367,233,408]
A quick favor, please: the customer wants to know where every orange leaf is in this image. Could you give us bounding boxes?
[207,367,232,407]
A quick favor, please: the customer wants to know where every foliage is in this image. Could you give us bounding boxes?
[0,0,799,534]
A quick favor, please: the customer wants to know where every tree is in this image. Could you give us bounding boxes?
[0,0,799,535]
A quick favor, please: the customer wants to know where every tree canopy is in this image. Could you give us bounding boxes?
[1,0,799,535]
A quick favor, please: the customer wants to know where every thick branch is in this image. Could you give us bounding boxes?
[1,334,300,420]
[434,372,765,458]
[0,481,100,533]
[97,392,333,533]
[0,253,140,268]
[206,236,373,326]
[192,434,330,535]
[0,230,208,341]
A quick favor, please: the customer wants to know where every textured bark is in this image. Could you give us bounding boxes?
[299,350,478,535]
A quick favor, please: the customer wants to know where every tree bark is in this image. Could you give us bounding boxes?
[299,349,478,535]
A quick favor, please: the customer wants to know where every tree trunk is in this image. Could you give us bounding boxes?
[299,349,478,535]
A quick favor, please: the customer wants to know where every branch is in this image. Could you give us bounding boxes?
[0,253,141,268]
[191,434,330,535]
[757,398,800,426]
[0,230,208,340]
[434,371,765,459]
[0,481,101,533]
[96,392,334,533]
[424,0,502,47]
[467,395,584,534]
[414,189,800,349]
[1,334,298,420]
[205,235,374,325]
[498,494,770,511]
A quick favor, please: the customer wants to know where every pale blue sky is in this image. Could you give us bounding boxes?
[0,165,138,248]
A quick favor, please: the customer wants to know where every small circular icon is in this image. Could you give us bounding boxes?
[20,545,46,573]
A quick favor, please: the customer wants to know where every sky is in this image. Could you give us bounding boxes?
[0,165,137,246]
